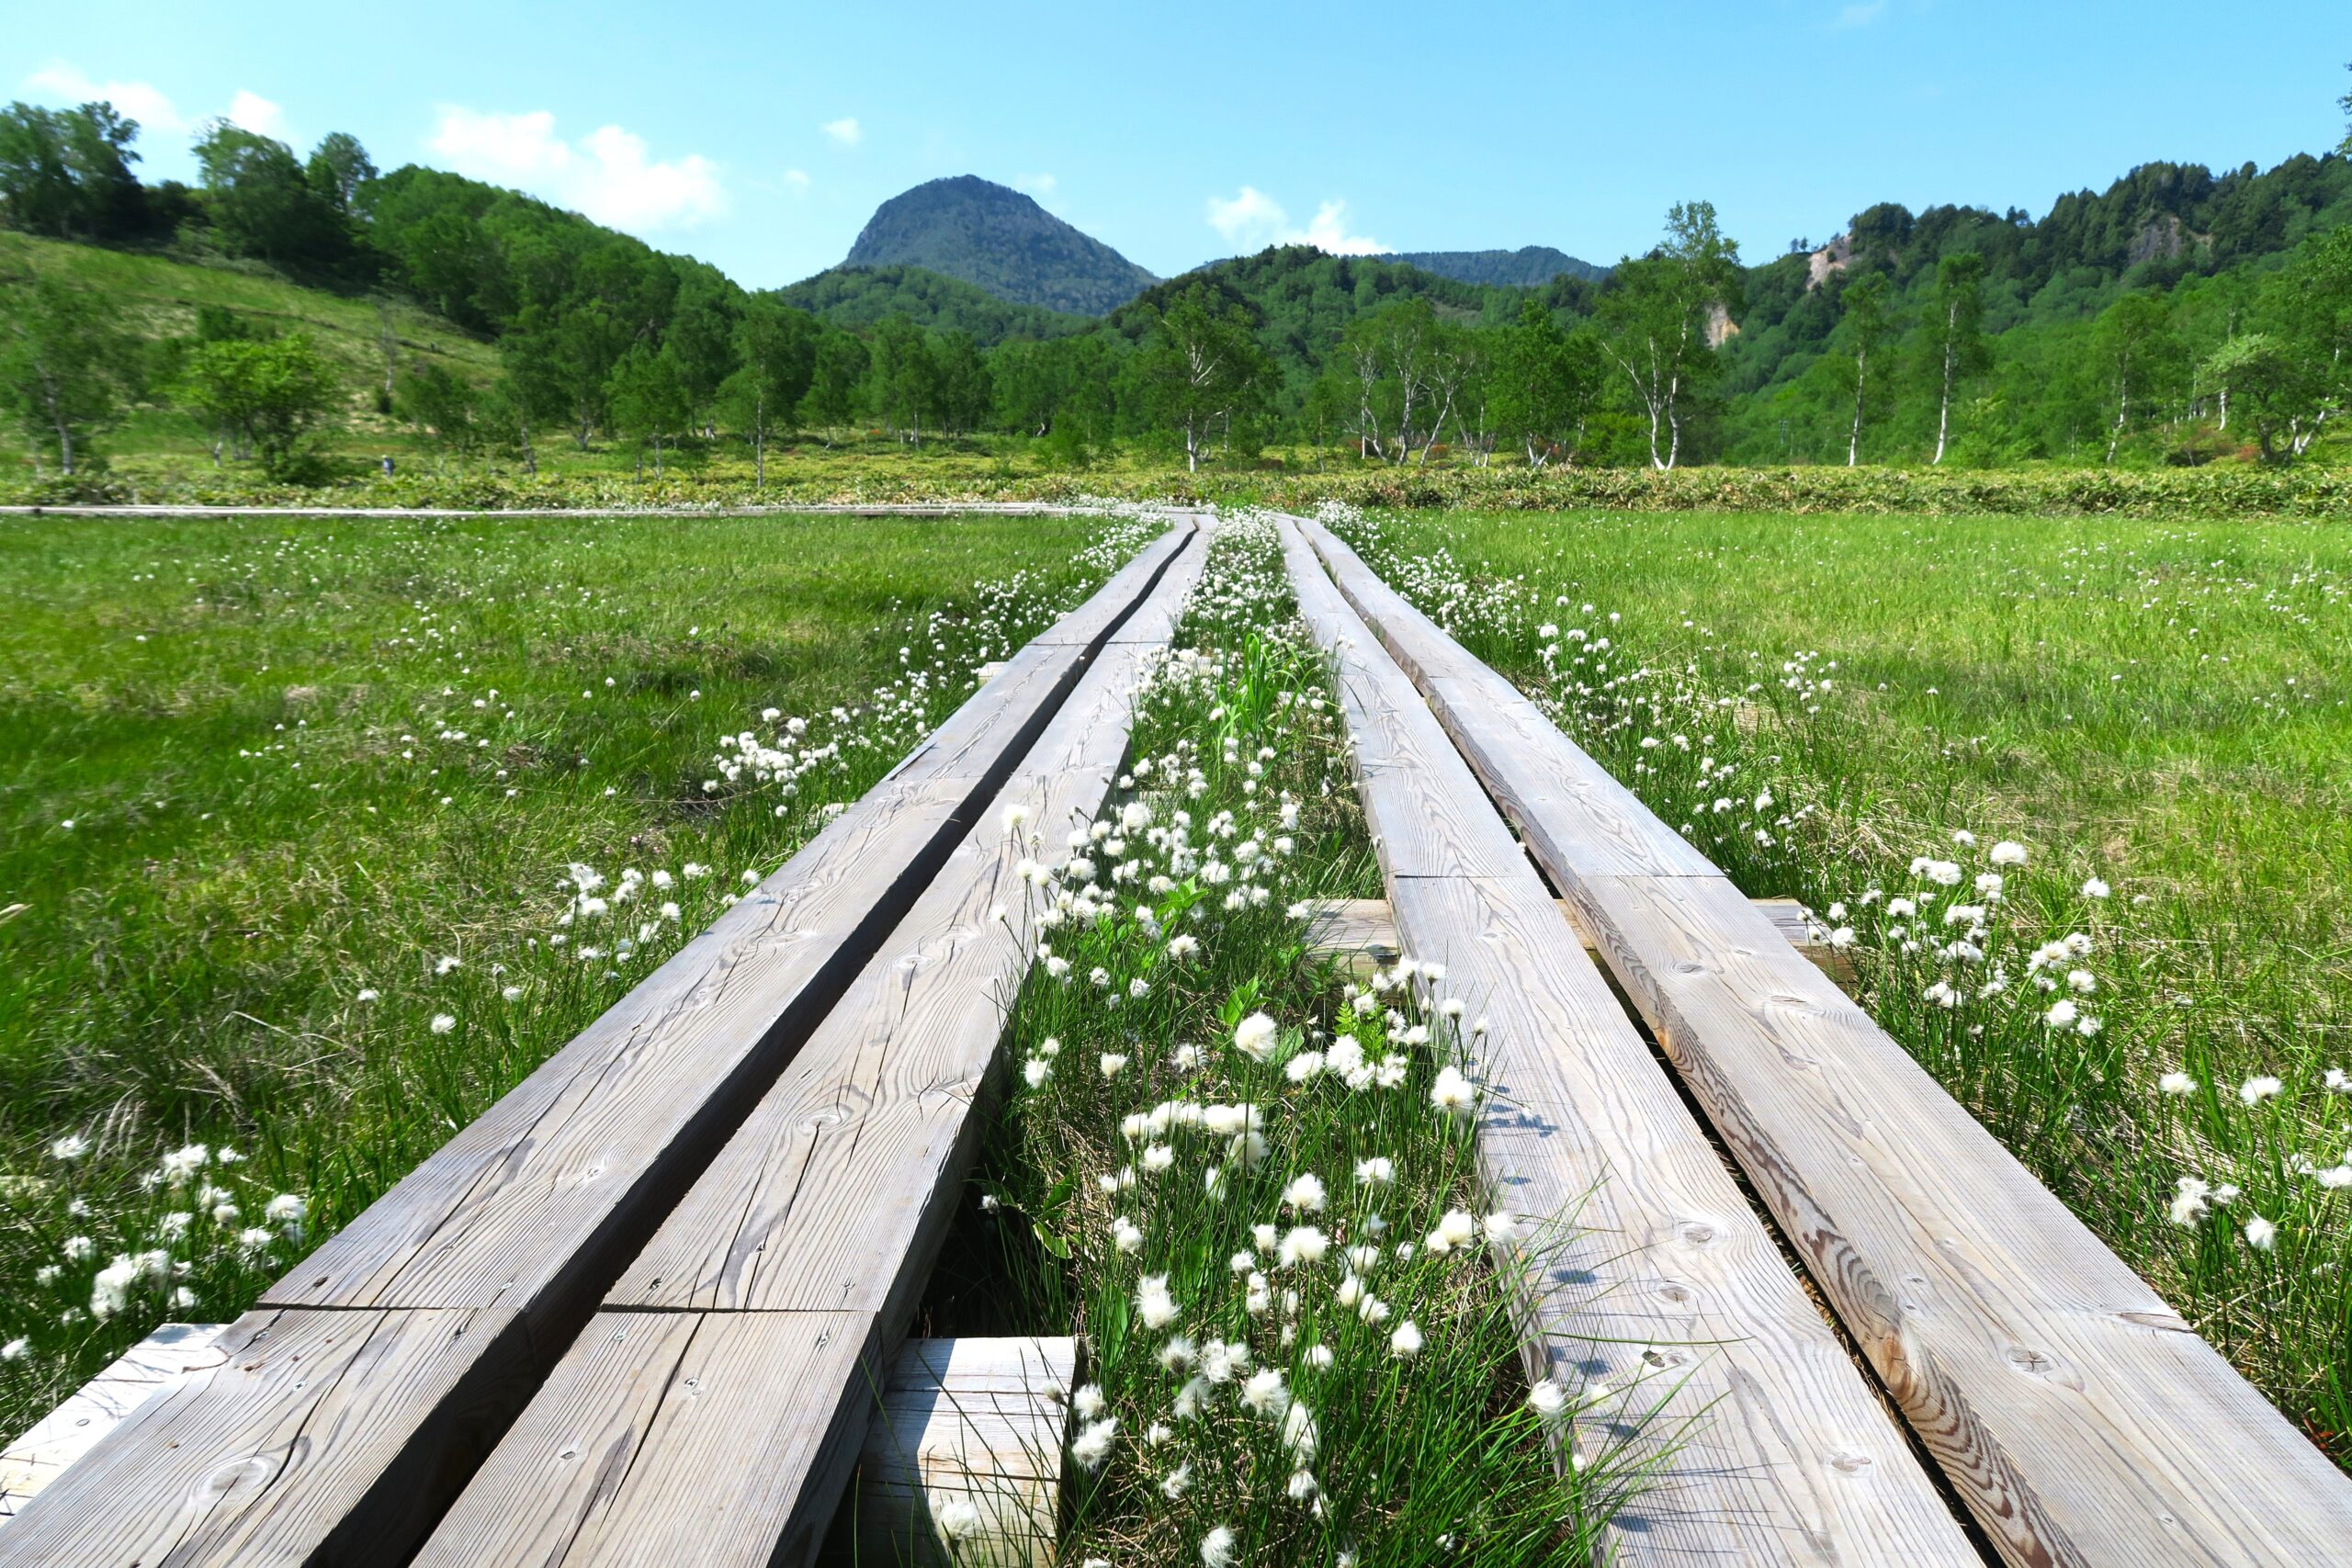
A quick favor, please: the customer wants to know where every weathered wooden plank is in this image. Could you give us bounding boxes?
[1576,873,2352,1567]
[1301,895,1850,987]
[830,1337,1076,1568]
[412,536,1196,1567]
[1030,525,1190,646]
[0,522,1200,1568]
[1276,519,1975,1566]
[0,1324,229,1522]
[0,1307,529,1568]
[408,1310,881,1568]
[1300,518,1720,881]
[1293,513,2352,1567]
[1291,581,1528,883]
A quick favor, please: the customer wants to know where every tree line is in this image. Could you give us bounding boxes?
[4,85,2351,479]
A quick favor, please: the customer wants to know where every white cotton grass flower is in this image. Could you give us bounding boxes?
[1201,1526,1238,1568]
[1137,1274,1181,1330]
[1070,1416,1117,1471]
[1989,840,2028,866]
[1354,1156,1394,1185]
[1073,1383,1107,1419]
[2239,1076,2284,1106]
[2245,1215,2278,1251]
[2158,1071,2198,1096]
[1430,1066,1476,1116]
[2082,877,2111,899]
[1277,1225,1329,1267]
[1389,1319,1423,1359]
[430,1013,457,1035]
[49,1134,89,1161]
[936,1497,982,1544]
[1233,1011,1279,1062]
[1282,1173,1327,1213]
[1526,1380,1570,1423]
[1099,1053,1129,1079]
[1242,1367,1291,1418]
[1112,1216,1144,1253]
[1425,1209,1477,1255]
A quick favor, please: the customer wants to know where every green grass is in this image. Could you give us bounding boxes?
[0,506,1146,1431]
[1331,502,2352,1461]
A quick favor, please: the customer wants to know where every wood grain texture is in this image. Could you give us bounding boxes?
[412,529,1198,1568]
[2,522,1197,1568]
[1031,525,1189,647]
[1577,873,2352,1567]
[1,1324,229,1521]
[831,1337,1077,1568]
[1302,895,1842,980]
[1278,519,1975,1566]
[1291,512,2352,1566]
[0,1307,530,1568]
[410,1310,882,1568]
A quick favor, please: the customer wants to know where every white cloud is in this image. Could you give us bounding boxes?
[1832,1,1887,28]
[1015,172,1057,197]
[782,168,812,195]
[820,117,862,146]
[1205,186,1383,256]
[20,62,187,134]
[227,89,286,139]
[428,107,725,231]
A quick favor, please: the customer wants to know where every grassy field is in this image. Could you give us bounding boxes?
[0,505,1149,1431]
[1332,502,2352,1461]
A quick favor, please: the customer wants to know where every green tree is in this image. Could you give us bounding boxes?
[193,120,353,273]
[1489,300,1601,468]
[2092,291,2177,461]
[176,333,339,478]
[1128,282,1268,471]
[2197,334,2314,462]
[718,296,817,485]
[800,327,869,446]
[1838,273,1894,466]
[866,315,940,446]
[1597,200,1743,469]
[931,330,990,435]
[398,363,483,468]
[0,271,135,474]
[305,131,376,214]
[1920,253,1990,464]
[2339,61,2352,154]
[0,101,146,242]
[606,344,691,475]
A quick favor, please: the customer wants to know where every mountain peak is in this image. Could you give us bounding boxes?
[843,175,1157,317]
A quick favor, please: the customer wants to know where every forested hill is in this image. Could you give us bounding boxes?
[1713,151,2352,461]
[842,175,1158,316]
[776,265,1092,344]
[1387,246,1608,287]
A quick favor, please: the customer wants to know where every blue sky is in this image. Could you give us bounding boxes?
[10,1,2348,290]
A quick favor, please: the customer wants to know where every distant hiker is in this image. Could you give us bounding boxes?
[381,455,395,477]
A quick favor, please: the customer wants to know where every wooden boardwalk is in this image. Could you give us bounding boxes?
[10,502,2351,1568]
[1278,518,1977,1565]
[0,513,1203,1568]
[1290,511,2352,1568]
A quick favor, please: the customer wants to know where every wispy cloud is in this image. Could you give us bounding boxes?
[22,62,187,134]
[429,107,725,231]
[820,117,862,147]
[1832,1,1887,28]
[1015,172,1057,197]
[227,89,286,138]
[782,168,811,195]
[1206,186,1383,255]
